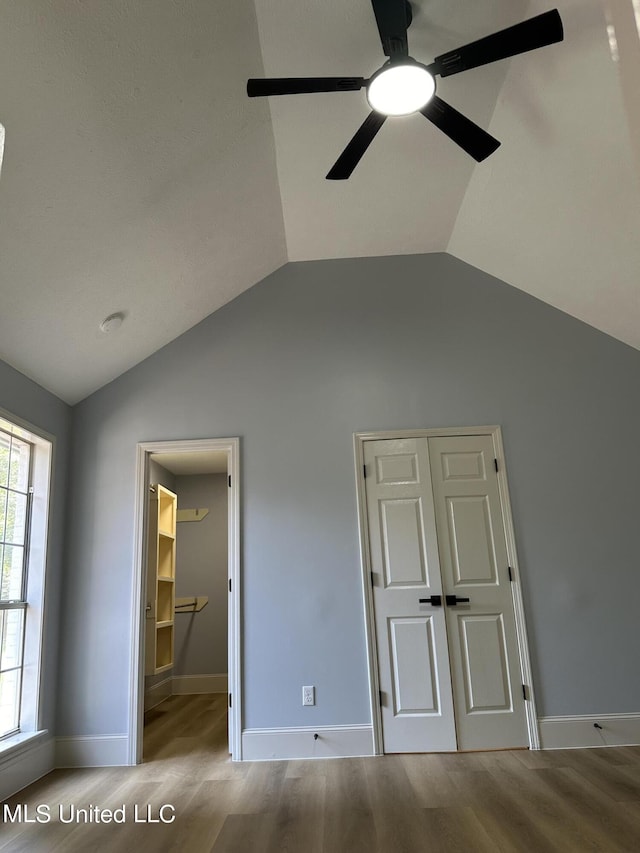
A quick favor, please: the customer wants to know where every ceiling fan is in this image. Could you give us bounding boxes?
[247,1,563,180]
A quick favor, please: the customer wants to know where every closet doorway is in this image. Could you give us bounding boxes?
[129,438,240,764]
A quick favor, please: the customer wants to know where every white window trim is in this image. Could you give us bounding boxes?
[0,407,54,760]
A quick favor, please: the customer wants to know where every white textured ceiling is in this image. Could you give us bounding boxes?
[0,0,286,404]
[0,1,639,404]
[150,451,228,476]
[448,0,640,350]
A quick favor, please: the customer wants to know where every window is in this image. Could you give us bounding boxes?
[0,429,31,737]
[0,414,52,745]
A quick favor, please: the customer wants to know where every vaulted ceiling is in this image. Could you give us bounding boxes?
[1,0,639,404]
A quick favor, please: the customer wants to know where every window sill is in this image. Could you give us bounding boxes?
[0,729,49,765]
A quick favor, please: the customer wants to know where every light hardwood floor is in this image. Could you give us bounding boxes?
[3,694,640,852]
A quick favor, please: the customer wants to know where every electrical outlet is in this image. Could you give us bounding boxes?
[302,685,315,706]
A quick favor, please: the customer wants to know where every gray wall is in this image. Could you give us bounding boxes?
[174,474,228,676]
[148,459,176,493]
[0,359,71,739]
[58,253,640,737]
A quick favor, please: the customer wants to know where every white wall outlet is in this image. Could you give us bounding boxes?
[302,685,315,706]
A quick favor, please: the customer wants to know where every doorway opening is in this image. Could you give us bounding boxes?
[129,438,241,764]
[354,426,538,755]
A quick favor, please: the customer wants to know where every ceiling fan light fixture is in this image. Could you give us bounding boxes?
[366,63,435,116]
[246,6,564,177]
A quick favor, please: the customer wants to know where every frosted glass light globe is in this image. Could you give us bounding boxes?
[367,64,436,116]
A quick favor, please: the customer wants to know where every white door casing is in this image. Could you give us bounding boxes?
[130,437,241,764]
[356,427,536,754]
[428,434,528,750]
[363,438,457,752]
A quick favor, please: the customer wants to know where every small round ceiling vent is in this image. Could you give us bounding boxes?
[100,312,125,333]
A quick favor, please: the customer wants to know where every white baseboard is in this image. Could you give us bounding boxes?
[0,735,55,800]
[172,674,228,695]
[242,725,374,761]
[539,713,640,749]
[144,676,173,711]
[55,735,129,768]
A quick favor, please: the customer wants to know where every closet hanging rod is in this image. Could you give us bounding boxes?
[175,596,209,613]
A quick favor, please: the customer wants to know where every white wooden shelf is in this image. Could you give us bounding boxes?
[177,508,209,523]
[145,484,177,676]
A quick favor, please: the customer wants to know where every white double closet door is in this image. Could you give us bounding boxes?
[364,434,528,753]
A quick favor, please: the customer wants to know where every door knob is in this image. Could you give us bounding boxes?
[445,595,470,606]
[419,595,442,606]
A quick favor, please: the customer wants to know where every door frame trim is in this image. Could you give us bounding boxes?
[353,425,540,753]
[129,437,241,764]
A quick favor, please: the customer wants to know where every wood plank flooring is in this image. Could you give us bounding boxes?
[3,694,640,851]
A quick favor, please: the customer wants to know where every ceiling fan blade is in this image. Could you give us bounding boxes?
[247,77,366,97]
[420,96,500,162]
[429,9,563,78]
[326,111,387,180]
[371,0,410,58]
